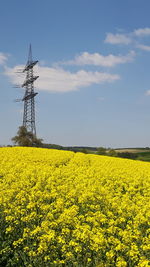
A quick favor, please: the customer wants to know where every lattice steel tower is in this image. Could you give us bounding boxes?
[22,45,39,136]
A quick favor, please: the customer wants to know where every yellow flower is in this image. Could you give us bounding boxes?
[0,147,150,266]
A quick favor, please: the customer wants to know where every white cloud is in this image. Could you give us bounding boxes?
[146,90,150,96]
[136,44,150,51]
[0,52,8,65]
[104,28,150,51]
[62,51,135,67]
[4,64,120,93]
[104,33,132,45]
[134,27,150,37]
[4,65,24,85]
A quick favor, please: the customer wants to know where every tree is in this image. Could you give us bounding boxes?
[97,147,107,155]
[12,126,43,147]
[80,148,88,154]
[107,149,117,157]
[117,152,137,160]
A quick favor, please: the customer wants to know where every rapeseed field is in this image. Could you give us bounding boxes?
[0,147,150,266]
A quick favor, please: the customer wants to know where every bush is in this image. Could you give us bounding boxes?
[107,149,117,157]
[97,147,107,155]
[117,152,138,160]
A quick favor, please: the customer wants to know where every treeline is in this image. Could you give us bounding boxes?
[42,144,138,160]
[96,147,138,160]
[10,126,148,161]
[42,144,97,152]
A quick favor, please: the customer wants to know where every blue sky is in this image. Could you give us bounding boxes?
[1,0,150,147]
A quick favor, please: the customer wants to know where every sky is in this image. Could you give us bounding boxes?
[1,0,150,147]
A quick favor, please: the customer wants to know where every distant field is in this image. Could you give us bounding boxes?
[81,148,150,162]
[115,148,150,162]
[136,151,150,162]
[115,148,150,153]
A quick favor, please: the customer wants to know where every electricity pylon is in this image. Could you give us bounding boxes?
[22,44,39,135]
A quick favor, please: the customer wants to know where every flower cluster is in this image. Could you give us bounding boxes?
[0,147,150,266]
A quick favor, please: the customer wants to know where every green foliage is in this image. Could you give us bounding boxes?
[42,143,64,150]
[117,152,138,160]
[107,149,117,157]
[97,147,107,155]
[80,148,88,154]
[12,126,43,147]
[136,151,150,162]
